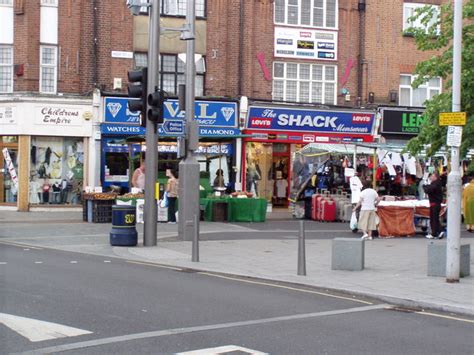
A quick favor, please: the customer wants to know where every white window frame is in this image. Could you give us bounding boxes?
[399,74,441,107]
[161,0,206,17]
[274,0,338,29]
[0,45,13,93]
[40,0,58,6]
[403,3,439,34]
[272,62,337,104]
[0,0,13,6]
[40,45,58,94]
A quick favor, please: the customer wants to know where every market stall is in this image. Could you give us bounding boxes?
[376,200,447,238]
[200,194,267,222]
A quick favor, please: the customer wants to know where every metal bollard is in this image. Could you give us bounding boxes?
[192,214,199,262]
[298,220,306,276]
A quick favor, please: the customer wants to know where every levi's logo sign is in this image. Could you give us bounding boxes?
[251,117,272,127]
[352,114,371,124]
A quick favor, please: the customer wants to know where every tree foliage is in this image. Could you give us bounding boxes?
[404,1,474,170]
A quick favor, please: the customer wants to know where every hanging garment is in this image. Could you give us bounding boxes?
[44,147,52,164]
[31,145,37,165]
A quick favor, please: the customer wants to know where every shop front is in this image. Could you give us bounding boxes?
[242,104,377,206]
[101,96,239,192]
[0,98,93,210]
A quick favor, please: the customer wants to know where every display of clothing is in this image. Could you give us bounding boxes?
[29,180,41,204]
[275,179,288,198]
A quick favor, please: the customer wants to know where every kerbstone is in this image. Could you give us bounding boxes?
[427,241,470,277]
[332,238,365,271]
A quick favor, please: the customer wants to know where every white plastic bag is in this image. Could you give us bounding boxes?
[350,212,358,230]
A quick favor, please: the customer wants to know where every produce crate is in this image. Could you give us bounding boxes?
[83,195,116,223]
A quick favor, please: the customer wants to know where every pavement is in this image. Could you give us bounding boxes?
[0,210,473,317]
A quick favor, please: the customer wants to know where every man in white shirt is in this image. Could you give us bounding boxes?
[353,180,380,240]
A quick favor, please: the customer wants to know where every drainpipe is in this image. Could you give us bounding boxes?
[92,0,98,87]
[357,0,366,107]
[238,0,244,96]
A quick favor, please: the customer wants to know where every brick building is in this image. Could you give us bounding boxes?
[0,0,446,210]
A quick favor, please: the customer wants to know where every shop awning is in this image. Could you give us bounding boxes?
[299,143,376,155]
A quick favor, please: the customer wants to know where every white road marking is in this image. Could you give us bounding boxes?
[34,261,43,264]
[126,260,183,271]
[70,261,78,264]
[0,262,7,265]
[176,345,268,355]
[415,311,474,324]
[19,304,388,354]
[23,249,30,251]
[0,241,43,250]
[0,312,92,342]
[103,260,111,263]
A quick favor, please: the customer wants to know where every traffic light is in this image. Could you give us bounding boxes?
[127,67,148,127]
[147,89,166,124]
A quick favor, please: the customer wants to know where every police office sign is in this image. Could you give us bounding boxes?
[246,106,376,143]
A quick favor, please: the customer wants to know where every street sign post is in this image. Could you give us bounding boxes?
[439,112,466,126]
[446,126,463,147]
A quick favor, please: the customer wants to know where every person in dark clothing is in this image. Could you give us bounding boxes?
[423,172,444,239]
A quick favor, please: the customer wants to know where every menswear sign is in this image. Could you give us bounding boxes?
[247,106,375,135]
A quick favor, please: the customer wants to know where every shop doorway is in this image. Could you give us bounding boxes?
[271,143,290,207]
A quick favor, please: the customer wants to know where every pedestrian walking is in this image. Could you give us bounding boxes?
[423,172,444,239]
[462,174,474,232]
[353,180,380,240]
[166,168,179,224]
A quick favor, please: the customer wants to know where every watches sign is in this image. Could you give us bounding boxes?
[381,108,425,135]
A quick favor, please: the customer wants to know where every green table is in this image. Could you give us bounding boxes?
[199,197,267,222]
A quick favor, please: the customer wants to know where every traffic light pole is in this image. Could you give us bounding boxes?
[143,0,160,246]
[446,0,462,282]
[178,0,200,241]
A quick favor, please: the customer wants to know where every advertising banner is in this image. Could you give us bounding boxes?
[247,106,375,135]
[274,27,337,61]
[380,108,424,135]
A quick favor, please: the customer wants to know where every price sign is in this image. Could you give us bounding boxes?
[446,126,463,147]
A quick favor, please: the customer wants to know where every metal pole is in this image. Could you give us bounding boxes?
[178,0,200,241]
[298,220,306,276]
[143,0,160,246]
[446,0,463,282]
[192,214,199,262]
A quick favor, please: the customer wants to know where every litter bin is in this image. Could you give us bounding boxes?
[110,205,138,246]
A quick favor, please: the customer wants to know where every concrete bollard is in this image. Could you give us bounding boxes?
[332,238,365,271]
[427,241,470,277]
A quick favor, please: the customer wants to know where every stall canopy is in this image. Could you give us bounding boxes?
[299,143,376,155]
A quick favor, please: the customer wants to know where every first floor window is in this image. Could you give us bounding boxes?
[133,53,205,96]
[399,74,441,107]
[403,3,439,35]
[40,46,57,94]
[273,62,336,104]
[0,46,13,93]
[161,0,206,17]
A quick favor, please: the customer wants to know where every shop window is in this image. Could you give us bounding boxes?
[273,62,337,104]
[40,46,58,94]
[1,145,17,203]
[403,3,439,35]
[0,0,13,5]
[274,0,338,29]
[0,46,13,93]
[399,74,441,107]
[29,137,84,205]
[161,0,206,17]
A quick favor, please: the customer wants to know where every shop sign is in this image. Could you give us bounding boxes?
[158,143,233,155]
[274,27,337,61]
[0,107,16,125]
[104,97,141,124]
[35,106,84,126]
[246,106,375,135]
[100,123,146,135]
[381,108,424,135]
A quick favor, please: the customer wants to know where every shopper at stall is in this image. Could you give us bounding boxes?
[462,175,474,232]
[131,153,146,190]
[353,180,380,240]
[213,169,225,189]
[423,172,444,239]
[166,168,179,224]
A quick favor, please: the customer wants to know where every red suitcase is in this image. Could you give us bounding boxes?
[311,194,321,220]
[315,195,325,220]
[320,198,336,222]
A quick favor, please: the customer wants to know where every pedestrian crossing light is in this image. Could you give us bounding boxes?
[148,89,166,124]
[127,67,148,127]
